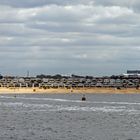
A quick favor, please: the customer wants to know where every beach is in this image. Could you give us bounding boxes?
[0,87,140,94]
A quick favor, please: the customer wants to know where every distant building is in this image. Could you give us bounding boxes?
[123,70,140,77]
[127,70,140,74]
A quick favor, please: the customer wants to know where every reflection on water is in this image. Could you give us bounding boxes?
[0,94,140,140]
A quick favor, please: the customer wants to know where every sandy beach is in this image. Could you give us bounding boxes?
[0,87,140,94]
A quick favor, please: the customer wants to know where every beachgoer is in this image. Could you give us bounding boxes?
[82,95,86,101]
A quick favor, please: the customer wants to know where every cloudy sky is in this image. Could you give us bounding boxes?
[0,0,140,76]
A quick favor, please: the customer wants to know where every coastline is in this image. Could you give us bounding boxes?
[0,87,140,94]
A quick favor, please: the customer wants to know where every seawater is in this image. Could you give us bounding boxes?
[0,94,140,140]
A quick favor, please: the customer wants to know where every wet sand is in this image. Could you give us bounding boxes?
[0,87,140,94]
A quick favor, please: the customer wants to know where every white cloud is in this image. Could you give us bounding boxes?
[0,0,140,75]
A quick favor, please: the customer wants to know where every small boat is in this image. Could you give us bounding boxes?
[81,95,86,101]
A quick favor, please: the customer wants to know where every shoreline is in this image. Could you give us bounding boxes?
[0,87,140,94]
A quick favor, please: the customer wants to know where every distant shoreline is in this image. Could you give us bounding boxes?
[0,87,140,94]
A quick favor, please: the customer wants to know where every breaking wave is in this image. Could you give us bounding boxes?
[1,95,140,105]
[0,101,138,113]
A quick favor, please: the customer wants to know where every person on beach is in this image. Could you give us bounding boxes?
[82,94,86,101]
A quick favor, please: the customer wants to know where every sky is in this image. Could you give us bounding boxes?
[0,0,140,76]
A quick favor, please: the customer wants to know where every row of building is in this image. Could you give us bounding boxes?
[0,76,139,88]
[0,70,140,88]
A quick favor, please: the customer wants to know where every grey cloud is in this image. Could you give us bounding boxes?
[94,0,131,6]
[0,0,55,8]
[0,0,93,8]
[1,22,140,48]
[28,21,140,38]
[94,0,140,12]
[1,0,140,11]
[25,4,137,38]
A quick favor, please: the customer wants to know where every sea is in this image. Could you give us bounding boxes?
[0,93,140,140]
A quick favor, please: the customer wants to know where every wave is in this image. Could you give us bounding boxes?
[0,95,84,103]
[0,95,140,106]
[0,101,138,113]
